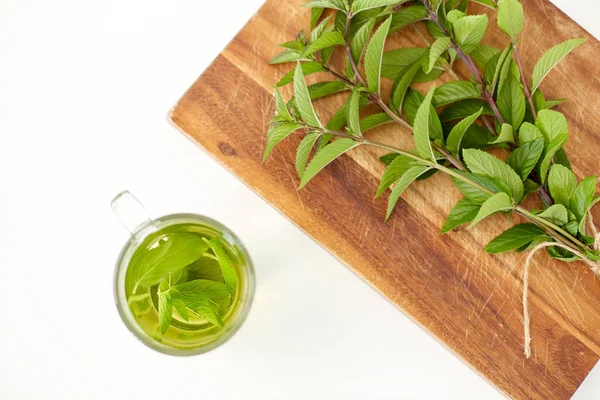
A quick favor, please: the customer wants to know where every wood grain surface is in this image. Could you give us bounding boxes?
[169,1,600,398]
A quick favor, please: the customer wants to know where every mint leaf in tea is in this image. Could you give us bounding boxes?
[125,223,244,346]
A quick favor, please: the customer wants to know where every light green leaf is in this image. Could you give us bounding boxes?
[426,37,452,73]
[303,0,347,11]
[296,132,320,178]
[375,156,415,198]
[484,45,512,94]
[364,16,393,94]
[472,0,496,7]
[264,122,304,161]
[535,109,568,144]
[446,10,466,25]
[273,88,293,122]
[453,14,488,54]
[133,234,209,290]
[391,62,421,112]
[485,224,545,254]
[518,122,543,143]
[386,165,431,220]
[446,108,483,154]
[172,298,189,322]
[280,41,305,52]
[489,123,515,145]
[276,63,326,87]
[545,98,567,109]
[382,48,442,81]
[497,56,515,96]
[432,81,481,107]
[204,237,238,293]
[463,148,524,201]
[569,176,597,221]
[441,198,481,233]
[531,38,586,93]
[538,204,569,226]
[310,15,332,42]
[548,164,577,207]
[346,90,362,136]
[310,8,325,29]
[471,44,500,69]
[294,62,322,127]
[506,139,544,180]
[439,100,493,122]
[173,279,230,304]
[497,73,525,129]
[497,0,524,39]
[269,50,304,64]
[351,19,375,63]
[300,139,361,188]
[469,192,513,228]
[352,0,405,14]
[360,113,393,132]
[413,87,437,162]
[307,81,348,100]
[539,133,568,185]
[303,31,345,57]
[189,300,224,328]
[157,290,173,335]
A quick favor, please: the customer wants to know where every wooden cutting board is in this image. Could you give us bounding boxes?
[169,1,600,398]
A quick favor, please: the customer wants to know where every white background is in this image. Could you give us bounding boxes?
[1,0,599,399]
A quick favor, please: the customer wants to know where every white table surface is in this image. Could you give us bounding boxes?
[1,1,599,399]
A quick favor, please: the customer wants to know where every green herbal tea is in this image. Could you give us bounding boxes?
[125,222,245,349]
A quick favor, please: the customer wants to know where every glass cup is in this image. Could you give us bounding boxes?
[111,191,255,356]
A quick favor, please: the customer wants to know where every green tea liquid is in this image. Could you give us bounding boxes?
[125,222,246,349]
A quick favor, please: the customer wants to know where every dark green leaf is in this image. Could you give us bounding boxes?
[485,224,545,254]
[506,138,544,180]
[432,81,481,107]
[441,198,481,233]
[439,100,493,122]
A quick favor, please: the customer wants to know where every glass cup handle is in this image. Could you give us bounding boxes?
[111,190,155,237]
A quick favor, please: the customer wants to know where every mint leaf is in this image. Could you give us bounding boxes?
[300,139,361,188]
[386,166,431,220]
[293,62,323,127]
[360,113,393,132]
[485,224,545,254]
[263,122,304,161]
[188,300,224,328]
[173,279,230,303]
[309,14,332,42]
[538,133,568,185]
[390,5,428,32]
[446,108,483,155]
[453,14,488,54]
[469,192,513,228]
[375,155,415,198]
[351,19,375,63]
[310,8,325,29]
[276,62,325,87]
[452,172,510,204]
[302,0,347,11]
[391,62,421,112]
[204,237,238,293]
[538,204,569,226]
[432,81,481,107]
[132,233,208,290]
[531,38,586,93]
[352,0,404,14]
[471,44,500,69]
[498,73,525,129]
[548,164,577,207]
[269,50,304,64]
[426,37,452,73]
[157,289,173,335]
[518,122,543,143]
[506,139,544,180]
[303,31,345,57]
[441,198,481,233]
[346,90,362,136]
[172,298,190,322]
[364,16,392,94]
[535,109,568,144]
[489,123,515,145]
[569,176,597,221]
[307,81,349,100]
[273,88,293,121]
[439,99,493,122]
[497,0,524,39]
[463,149,524,201]
[296,132,320,178]
[412,87,437,161]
